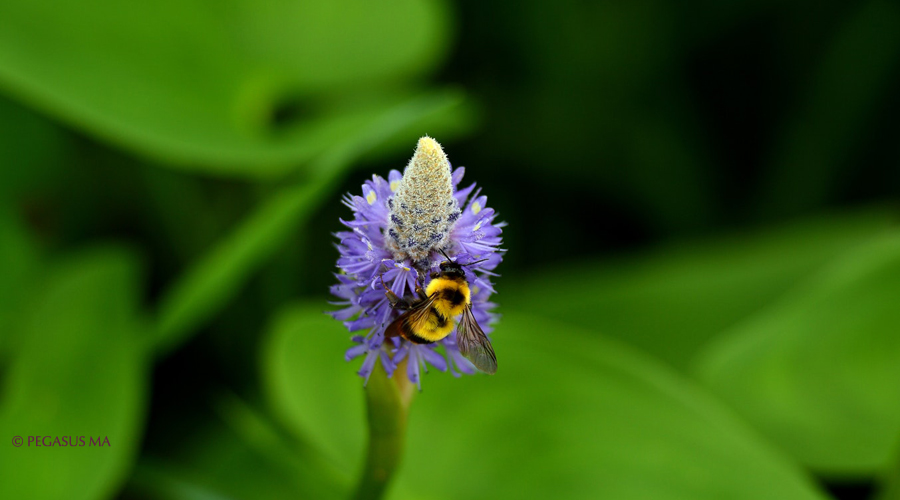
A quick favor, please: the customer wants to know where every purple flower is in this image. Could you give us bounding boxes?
[330,137,504,387]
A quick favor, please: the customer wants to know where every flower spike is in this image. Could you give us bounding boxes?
[330,137,505,387]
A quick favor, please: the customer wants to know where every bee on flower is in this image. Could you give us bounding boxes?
[330,136,504,388]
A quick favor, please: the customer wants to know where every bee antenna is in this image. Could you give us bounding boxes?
[464,258,489,267]
[438,248,453,262]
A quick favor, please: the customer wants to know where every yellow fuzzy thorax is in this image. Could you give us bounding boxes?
[426,276,471,319]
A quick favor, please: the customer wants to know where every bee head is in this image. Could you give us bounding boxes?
[436,248,465,278]
[438,259,464,277]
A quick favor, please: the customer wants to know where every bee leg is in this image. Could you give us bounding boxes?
[379,274,416,310]
[379,274,401,308]
[413,275,428,301]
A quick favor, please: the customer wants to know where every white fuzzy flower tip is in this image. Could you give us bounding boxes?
[385,136,461,269]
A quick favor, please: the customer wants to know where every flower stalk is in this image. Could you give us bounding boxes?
[352,359,415,500]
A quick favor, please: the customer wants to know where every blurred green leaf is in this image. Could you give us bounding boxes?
[153,177,333,352]
[135,164,225,263]
[264,302,827,500]
[129,463,235,500]
[212,393,347,499]
[130,460,303,500]
[0,209,41,358]
[153,90,473,352]
[877,454,900,500]
[693,232,900,476]
[129,395,350,500]
[0,247,148,500]
[262,304,367,475]
[0,0,450,175]
[758,0,900,216]
[503,207,897,369]
[0,95,67,203]
[126,393,347,500]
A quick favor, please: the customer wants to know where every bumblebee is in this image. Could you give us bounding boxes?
[381,253,497,374]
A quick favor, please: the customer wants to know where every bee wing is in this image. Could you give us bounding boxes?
[456,304,497,374]
[385,293,437,340]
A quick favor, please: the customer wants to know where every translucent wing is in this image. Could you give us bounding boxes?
[456,304,497,374]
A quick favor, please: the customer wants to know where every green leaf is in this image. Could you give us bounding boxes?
[0,209,41,358]
[153,177,334,352]
[153,90,473,352]
[127,393,348,500]
[263,302,828,500]
[0,247,148,500]
[213,392,348,499]
[503,208,897,369]
[877,455,900,500]
[693,232,900,476]
[0,0,450,175]
[262,304,367,475]
[0,95,68,203]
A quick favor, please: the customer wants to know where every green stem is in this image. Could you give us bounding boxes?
[352,359,415,500]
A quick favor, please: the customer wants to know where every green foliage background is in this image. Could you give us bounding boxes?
[1,1,899,499]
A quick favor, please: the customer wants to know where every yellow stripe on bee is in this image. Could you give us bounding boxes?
[426,276,470,319]
[406,311,455,342]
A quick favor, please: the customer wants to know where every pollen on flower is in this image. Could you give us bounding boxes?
[385,136,460,270]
